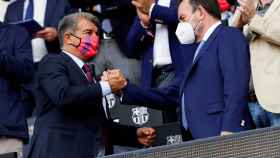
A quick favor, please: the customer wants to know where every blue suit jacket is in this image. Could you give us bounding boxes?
[0,22,33,140]
[4,0,75,54]
[125,0,183,87]
[180,25,254,139]
[27,53,140,158]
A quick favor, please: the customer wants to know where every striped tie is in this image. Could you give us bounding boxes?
[82,64,94,83]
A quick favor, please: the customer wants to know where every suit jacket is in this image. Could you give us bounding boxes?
[0,22,33,141]
[27,53,140,158]
[179,25,254,139]
[246,0,280,113]
[4,0,75,54]
[125,0,182,87]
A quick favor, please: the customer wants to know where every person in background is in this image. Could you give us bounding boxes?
[232,0,280,128]
[4,0,76,116]
[0,21,33,157]
[27,12,155,158]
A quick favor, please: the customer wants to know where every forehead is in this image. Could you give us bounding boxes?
[76,17,98,32]
[178,0,193,15]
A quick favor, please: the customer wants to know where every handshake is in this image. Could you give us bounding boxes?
[101,69,128,93]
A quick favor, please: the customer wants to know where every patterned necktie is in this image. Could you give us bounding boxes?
[25,0,34,20]
[82,64,94,83]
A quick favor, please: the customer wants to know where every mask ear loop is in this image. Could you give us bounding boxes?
[69,33,82,48]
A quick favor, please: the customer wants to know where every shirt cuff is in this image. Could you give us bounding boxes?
[99,81,112,96]
[149,3,156,17]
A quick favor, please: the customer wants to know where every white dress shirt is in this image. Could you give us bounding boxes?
[149,0,172,67]
[23,0,48,63]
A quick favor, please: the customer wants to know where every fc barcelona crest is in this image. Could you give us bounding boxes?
[131,107,149,125]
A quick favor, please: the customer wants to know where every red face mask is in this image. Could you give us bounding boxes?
[71,33,100,60]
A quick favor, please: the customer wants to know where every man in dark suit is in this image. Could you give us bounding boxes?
[114,0,254,141]
[0,21,33,156]
[177,0,254,139]
[27,12,155,158]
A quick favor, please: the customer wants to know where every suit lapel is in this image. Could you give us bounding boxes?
[61,53,89,84]
[44,0,55,26]
[16,0,25,21]
[179,25,223,97]
[192,25,222,65]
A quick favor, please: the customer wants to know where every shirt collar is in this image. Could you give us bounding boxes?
[202,21,221,42]
[63,50,85,69]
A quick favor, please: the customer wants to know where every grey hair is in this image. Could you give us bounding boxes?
[58,12,100,47]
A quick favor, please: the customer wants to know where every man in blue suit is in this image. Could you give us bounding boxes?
[27,12,155,158]
[0,21,33,156]
[176,0,254,139]
[110,0,253,141]
[125,0,193,122]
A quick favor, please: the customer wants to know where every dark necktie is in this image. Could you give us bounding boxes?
[25,0,34,20]
[82,64,95,83]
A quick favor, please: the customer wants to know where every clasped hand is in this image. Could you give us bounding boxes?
[101,69,127,93]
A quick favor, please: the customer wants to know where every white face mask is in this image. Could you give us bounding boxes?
[175,22,195,44]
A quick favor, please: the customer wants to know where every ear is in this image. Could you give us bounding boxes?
[64,32,72,45]
[196,5,205,21]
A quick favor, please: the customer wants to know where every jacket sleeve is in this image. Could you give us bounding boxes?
[150,0,178,26]
[37,56,103,109]
[125,17,151,59]
[121,76,181,110]
[0,26,34,84]
[248,1,280,46]
[218,28,251,132]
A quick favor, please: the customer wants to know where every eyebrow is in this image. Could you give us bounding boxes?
[82,29,94,33]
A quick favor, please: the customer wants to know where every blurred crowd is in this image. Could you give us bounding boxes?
[0,0,279,157]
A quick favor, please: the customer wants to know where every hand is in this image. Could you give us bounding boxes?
[221,131,234,136]
[137,127,156,147]
[36,27,58,42]
[107,69,127,93]
[237,0,256,25]
[132,0,155,14]
[137,9,151,27]
[101,71,109,81]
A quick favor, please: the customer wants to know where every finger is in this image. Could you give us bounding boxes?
[132,1,142,8]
